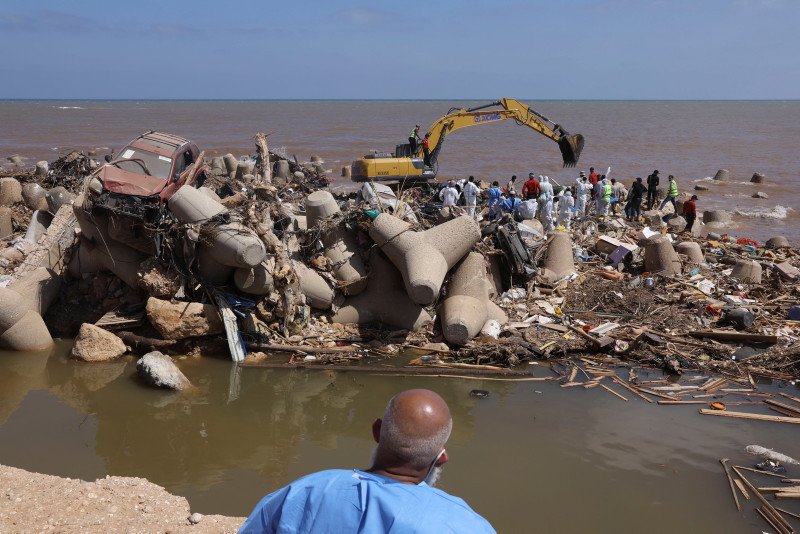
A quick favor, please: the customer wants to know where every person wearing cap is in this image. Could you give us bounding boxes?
[487,180,503,219]
[500,190,521,217]
[462,175,480,219]
[682,194,698,232]
[408,125,421,155]
[646,170,660,210]
[439,180,460,208]
[521,173,541,200]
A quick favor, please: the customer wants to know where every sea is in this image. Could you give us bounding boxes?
[1,99,798,243]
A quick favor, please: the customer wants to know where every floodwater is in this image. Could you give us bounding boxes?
[1,99,799,243]
[0,343,798,532]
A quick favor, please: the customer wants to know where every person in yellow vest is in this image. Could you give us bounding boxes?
[408,125,421,154]
[659,175,679,214]
[598,177,612,218]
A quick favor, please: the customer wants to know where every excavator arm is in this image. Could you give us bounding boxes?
[419,98,584,167]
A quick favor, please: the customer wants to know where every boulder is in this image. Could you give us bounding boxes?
[766,236,790,250]
[145,297,224,340]
[71,323,127,362]
[22,183,48,211]
[694,184,709,191]
[0,178,23,206]
[667,215,687,233]
[45,186,76,214]
[713,169,730,181]
[750,172,765,184]
[136,351,191,391]
[752,191,768,199]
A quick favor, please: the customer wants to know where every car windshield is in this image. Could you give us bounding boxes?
[114,147,172,180]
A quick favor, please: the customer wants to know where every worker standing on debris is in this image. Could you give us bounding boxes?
[599,177,612,219]
[592,177,604,215]
[625,177,647,221]
[487,181,503,219]
[521,173,541,200]
[682,194,698,232]
[575,174,590,220]
[659,174,679,214]
[240,389,496,534]
[501,190,521,218]
[610,178,625,215]
[589,167,598,186]
[422,133,432,166]
[506,175,517,195]
[462,176,480,219]
[409,125,421,154]
[439,180,460,207]
[646,170,660,209]
[538,176,554,231]
[557,189,574,231]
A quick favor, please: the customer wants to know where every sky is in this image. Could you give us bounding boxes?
[0,0,797,100]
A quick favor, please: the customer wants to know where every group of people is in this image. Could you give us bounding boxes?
[436,166,698,233]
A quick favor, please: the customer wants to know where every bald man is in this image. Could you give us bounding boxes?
[240,389,495,533]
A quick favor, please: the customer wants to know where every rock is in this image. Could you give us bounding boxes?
[713,169,730,181]
[189,513,204,525]
[22,183,48,211]
[752,191,768,199]
[766,236,790,249]
[136,351,191,391]
[667,215,687,233]
[45,186,76,213]
[71,323,127,362]
[702,210,731,225]
[145,297,224,340]
[775,261,799,281]
[750,172,765,184]
[694,184,709,191]
[0,178,23,206]
[137,259,183,298]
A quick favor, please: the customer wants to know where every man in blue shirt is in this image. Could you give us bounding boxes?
[240,389,495,533]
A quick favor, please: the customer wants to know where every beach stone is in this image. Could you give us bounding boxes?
[752,191,768,199]
[136,351,191,391]
[45,186,75,213]
[0,207,12,239]
[702,210,731,225]
[22,183,48,211]
[750,172,765,184]
[145,297,224,340]
[713,169,730,181]
[694,184,709,191]
[35,161,48,178]
[71,323,127,362]
[0,178,23,206]
[766,236,790,250]
[189,513,204,525]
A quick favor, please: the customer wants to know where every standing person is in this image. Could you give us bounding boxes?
[610,178,625,215]
[592,177,604,215]
[588,167,598,186]
[646,170,660,210]
[599,177,612,218]
[500,191,521,218]
[557,189,575,231]
[506,175,517,195]
[521,173,541,200]
[422,133,432,166]
[240,389,496,534]
[682,194,698,232]
[659,174,679,214]
[487,180,503,219]
[439,180,460,207]
[625,177,647,221]
[408,125,421,155]
[575,175,591,220]
[462,175,480,219]
[538,176,554,231]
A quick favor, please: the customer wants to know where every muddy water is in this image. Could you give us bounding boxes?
[0,343,798,532]
[1,100,799,243]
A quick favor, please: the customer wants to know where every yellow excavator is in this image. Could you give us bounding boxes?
[351,98,584,182]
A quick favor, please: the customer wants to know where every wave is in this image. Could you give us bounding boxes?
[693,176,714,182]
[734,205,793,220]
[55,106,85,110]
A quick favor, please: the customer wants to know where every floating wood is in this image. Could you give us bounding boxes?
[720,458,741,511]
[731,466,794,534]
[756,506,789,534]
[240,361,535,377]
[765,399,800,416]
[734,465,789,479]
[770,405,800,418]
[733,478,750,500]
[657,400,706,405]
[246,343,360,354]
[699,409,800,424]
[776,507,800,521]
[689,330,778,344]
[779,392,800,405]
[612,378,653,403]
[601,384,628,401]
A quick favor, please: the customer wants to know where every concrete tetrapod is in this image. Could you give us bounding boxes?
[234,259,275,296]
[368,213,480,305]
[305,191,367,295]
[675,241,705,264]
[540,231,576,283]
[731,259,762,284]
[292,260,334,310]
[0,287,53,351]
[440,252,507,346]
[644,236,682,276]
[332,250,432,331]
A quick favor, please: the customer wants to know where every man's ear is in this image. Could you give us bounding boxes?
[436,450,449,467]
[372,418,382,443]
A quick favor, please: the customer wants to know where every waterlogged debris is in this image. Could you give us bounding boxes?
[745,445,800,466]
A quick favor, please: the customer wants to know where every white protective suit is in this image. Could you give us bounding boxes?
[462,180,480,218]
[557,189,575,231]
[537,175,554,231]
[517,199,538,220]
[439,185,460,207]
[575,177,590,220]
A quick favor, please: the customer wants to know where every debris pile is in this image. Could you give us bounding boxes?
[1,133,799,391]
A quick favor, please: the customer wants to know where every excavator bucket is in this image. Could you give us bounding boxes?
[558,134,584,167]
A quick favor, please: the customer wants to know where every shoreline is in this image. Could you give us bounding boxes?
[0,464,244,533]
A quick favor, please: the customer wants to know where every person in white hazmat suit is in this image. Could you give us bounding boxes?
[557,189,575,231]
[439,180,460,207]
[462,176,480,219]
[537,176,554,232]
[575,175,590,220]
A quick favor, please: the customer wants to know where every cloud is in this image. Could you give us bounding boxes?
[333,7,392,24]
[0,9,107,33]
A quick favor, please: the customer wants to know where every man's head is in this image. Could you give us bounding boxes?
[590,167,594,172]
[611,178,616,184]
[414,125,420,132]
[511,175,517,181]
[371,389,452,482]
[636,177,642,183]
[669,175,675,180]
[691,194,698,201]
[492,180,499,187]
[468,175,474,182]
[509,191,516,197]
[653,170,659,174]
[425,133,430,138]
[448,180,455,187]
[529,172,535,179]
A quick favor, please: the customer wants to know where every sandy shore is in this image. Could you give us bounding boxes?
[0,464,245,533]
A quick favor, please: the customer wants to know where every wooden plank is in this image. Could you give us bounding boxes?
[733,478,750,500]
[699,409,800,424]
[756,506,790,534]
[776,507,800,521]
[612,378,653,403]
[601,384,628,401]
[720,459,741,511]
[732,466,794,534]
[770,405,800,418]
[779,392,800,405]
[658,400,707,405]
[734,465,788,479]
[765,399,800,416]
[689,330,778,344]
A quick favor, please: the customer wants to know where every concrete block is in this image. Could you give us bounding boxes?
[644,236,682,276]
[0,207,12,239]
[731,259,762,284]
[369,213,480,305]
[45,186,75,214]
[332,250,432,331]
[8,267,61,315]
[205,222,267,268]
[441,252,507,345]
[35,161,48,178]
[23,210,53,244]
[0,287,53,351]
[750,172,765,183]
[341,166,351,178]
[667,215,687,233]
[676,241,704,264]
[293,260,334,310]
[22,183,48,211]
[235,161,249,181]
[540,231,576,283]
[72,209,146,287]
[168,185,227,223]
[0,178,23,206]
[275,160,290,179]
[703,210,731,225]
[713,169,730,181]
[223,153,238,176]
[195,248,235,286]
[305,191,367,295]
[766,236,790,249]
[234,259,275,295]
[775,261,799,281]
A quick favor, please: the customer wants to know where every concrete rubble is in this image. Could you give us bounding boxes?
[0,136,798,387]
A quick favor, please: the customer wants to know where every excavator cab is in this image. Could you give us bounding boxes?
[558,133,584,168]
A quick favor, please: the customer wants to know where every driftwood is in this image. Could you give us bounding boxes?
[689,330,778,344]
[239,361,535,377]
[732,466,794,534]
[254,132,272,184]
[246,343,358,354]
[699,409,800,424]
[720,459,741,511]
[115,331,177,354]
